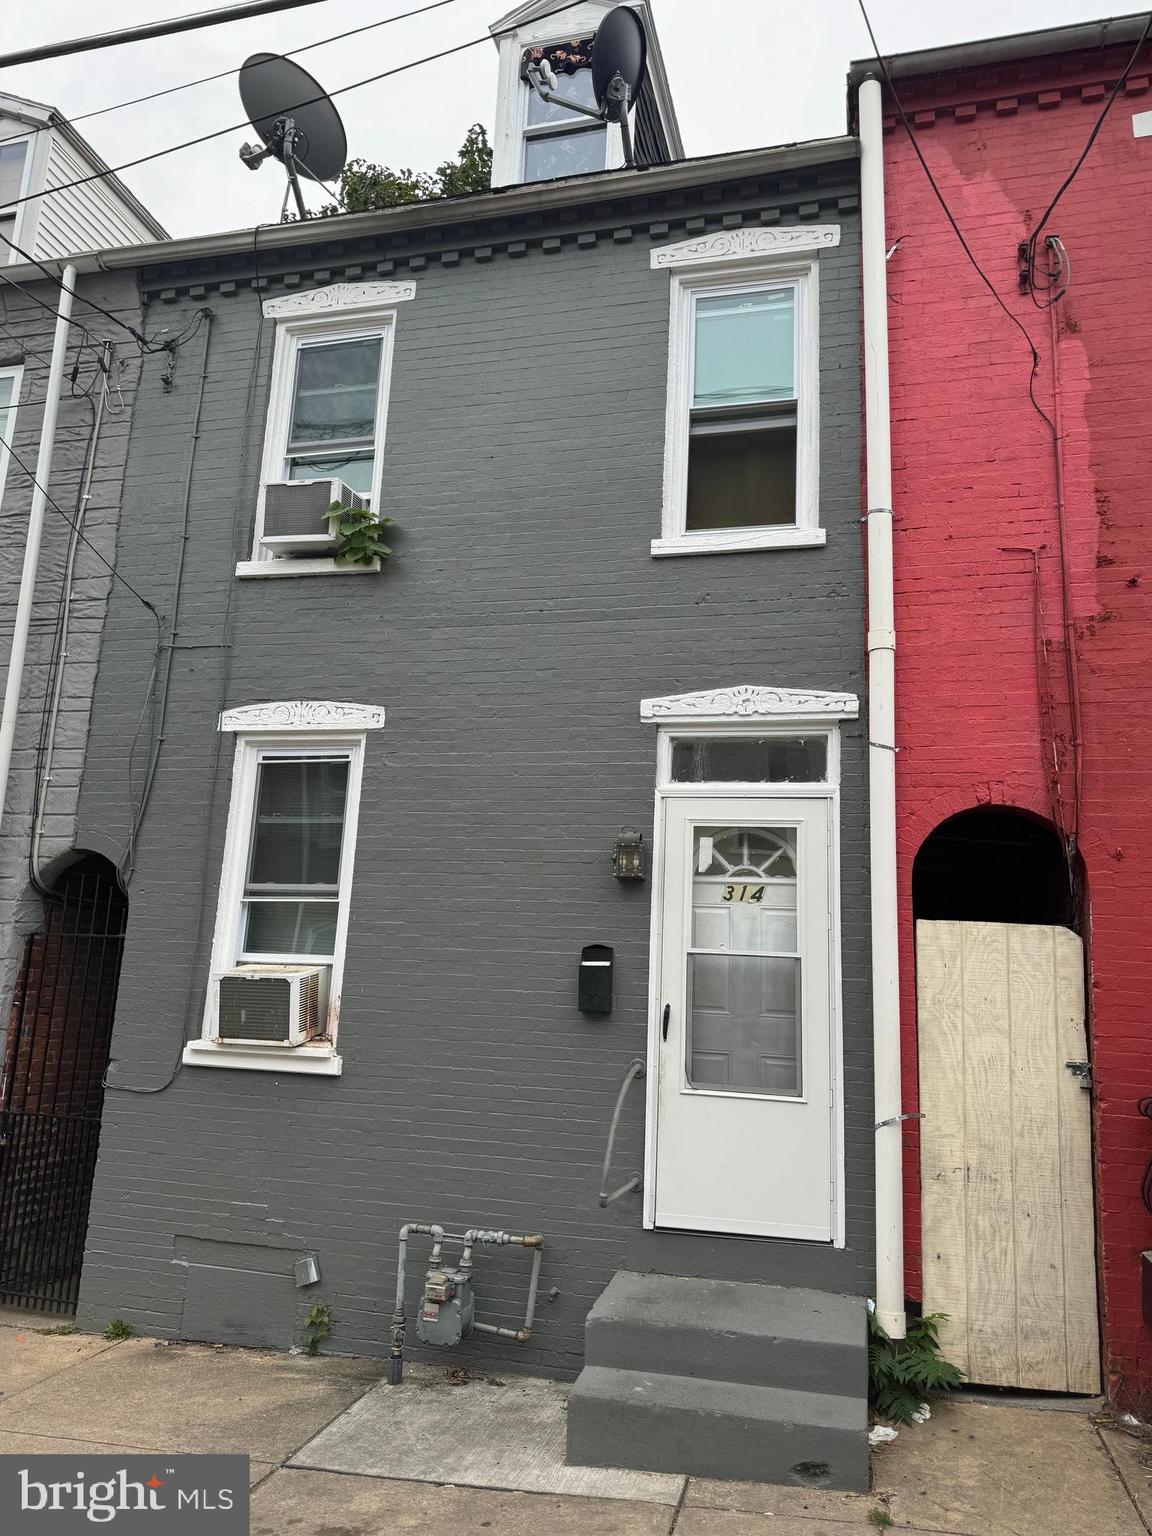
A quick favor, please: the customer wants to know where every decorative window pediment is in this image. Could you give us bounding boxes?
[650,226,841,272]
[262,282,416,319]
[640,686,859,723]
[220,701,387,733]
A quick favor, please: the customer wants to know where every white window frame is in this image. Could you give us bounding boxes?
[0,135,34,264]
[0,365,23,506]
[187,700,385,1075]
[238,282,414,579]
[518,63,610,183]
[650,227,841,558]
[639,685,857,1246]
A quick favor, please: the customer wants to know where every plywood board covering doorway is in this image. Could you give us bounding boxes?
[918,920,1100,1393]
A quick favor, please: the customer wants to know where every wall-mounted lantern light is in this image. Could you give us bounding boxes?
[613,829,645,881]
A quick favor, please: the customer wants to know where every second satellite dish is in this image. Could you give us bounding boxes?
[238,52,347,219]
[525,4,648,167]
[591,6,648,117]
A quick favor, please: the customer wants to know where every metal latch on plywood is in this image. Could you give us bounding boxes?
[1065,1060,1092,1090]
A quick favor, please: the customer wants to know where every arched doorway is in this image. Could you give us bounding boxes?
[0,855,127,1314]
[913,808,1099,1394]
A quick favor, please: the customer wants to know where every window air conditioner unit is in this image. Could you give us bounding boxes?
[216,965,326,1046]
[260,478,369,555]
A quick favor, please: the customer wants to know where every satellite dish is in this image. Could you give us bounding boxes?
[591,6,648,117]
[238,52,347,219]
[523,5,648,168]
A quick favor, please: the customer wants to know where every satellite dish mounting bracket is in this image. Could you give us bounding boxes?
[523,63,636,168]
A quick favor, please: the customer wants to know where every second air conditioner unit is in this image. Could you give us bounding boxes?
[215,965,326,1047]
[260,478,369,555]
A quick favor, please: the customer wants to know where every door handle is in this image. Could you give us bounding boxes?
[662,1004,670,1042]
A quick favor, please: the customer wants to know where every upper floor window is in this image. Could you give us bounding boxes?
[0,141,28,260]
[284,333,384,496]
[240,282,414,578]
[650,228,838,558]
[522,64,606,182]
[0,367,22,505]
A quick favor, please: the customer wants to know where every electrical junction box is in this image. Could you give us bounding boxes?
[417,1267,474,1347]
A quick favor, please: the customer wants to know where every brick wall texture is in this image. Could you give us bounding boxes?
[72,171,872,1371]
[0,272,143,994]
[882,47,1152,1402]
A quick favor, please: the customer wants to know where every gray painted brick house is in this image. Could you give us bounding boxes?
[1,0,871,1489]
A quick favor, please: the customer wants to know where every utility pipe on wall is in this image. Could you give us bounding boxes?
[859,79,905,1341]
[0,263,77,846]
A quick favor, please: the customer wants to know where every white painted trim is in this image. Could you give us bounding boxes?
[219,701,386,733]
[251,293,408,566]
[641,685,859,724]
[0,364,24,506]
[194,728,371,1070]
[262,281,415,317]
[235,556,381,579]
[642,711,847,1242]
[181,1039,343,1076]
[650,225,841,271]
[0,135,35,264]
[651,528,827,558]
[657,260,823,549]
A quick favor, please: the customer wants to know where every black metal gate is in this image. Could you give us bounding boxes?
[0,859,127,1313]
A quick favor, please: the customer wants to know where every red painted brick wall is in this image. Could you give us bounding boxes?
[880,45,1152,1403]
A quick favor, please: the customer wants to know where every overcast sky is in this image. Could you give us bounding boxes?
[0,0,1127,238]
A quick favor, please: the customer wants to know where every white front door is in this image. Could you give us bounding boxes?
[653,796,835,1240]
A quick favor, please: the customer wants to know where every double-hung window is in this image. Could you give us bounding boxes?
[283,334,383,497]
[0,366,22,506]
[239,751,351,961]
[193,701,384,1075]
[687,285,799,533]
[243,282,413,577]
[522,65,606,182]
[652,231,835,557]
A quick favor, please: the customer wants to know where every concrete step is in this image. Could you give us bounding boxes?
[583,1271,866,1396]
[566,1365,869,1491]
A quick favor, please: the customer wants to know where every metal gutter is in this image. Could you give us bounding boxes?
[848,10,1152,91]
[2,135,857,284]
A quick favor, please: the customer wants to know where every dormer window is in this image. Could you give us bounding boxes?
[489,2,682,190]
[0,140,29,259]
[521,46,606,182]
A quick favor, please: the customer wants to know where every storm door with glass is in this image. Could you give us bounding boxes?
[653,792,834,1240]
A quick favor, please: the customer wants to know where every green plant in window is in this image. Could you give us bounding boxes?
[868,1307,963,1425]
[324,500,393,567]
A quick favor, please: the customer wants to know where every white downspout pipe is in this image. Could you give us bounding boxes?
[859,79,905,1340]
[0,263,77,843]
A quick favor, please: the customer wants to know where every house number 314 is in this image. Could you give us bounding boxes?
[722,884,766,903]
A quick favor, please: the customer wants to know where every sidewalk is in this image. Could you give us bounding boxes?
[1,1309,1149,1534]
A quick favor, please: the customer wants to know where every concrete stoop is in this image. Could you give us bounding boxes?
[565,1270,869,1491]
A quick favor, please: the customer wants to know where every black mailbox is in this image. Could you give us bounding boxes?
[578,944,614,1015]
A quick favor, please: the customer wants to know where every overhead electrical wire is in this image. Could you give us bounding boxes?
[0,0,337,69]
[854,0,1095,862]
[1024,11,1152,303]
[854,0,1054,436]
[0,422,161,619]
[0,0,591,224]
[0,0,463,152]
